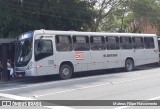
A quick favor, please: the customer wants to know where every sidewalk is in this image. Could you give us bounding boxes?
[0,77,16,84]
[0,77,27,84]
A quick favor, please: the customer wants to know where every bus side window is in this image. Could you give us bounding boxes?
[144,37,155,49]
[106,36,119,50]
[90,36,105,50]
[73,35,90,51]
[56,35,72,51]
[120,37,132,49]
[132,37,144,49]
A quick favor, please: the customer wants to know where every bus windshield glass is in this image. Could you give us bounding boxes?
[16,32,33,67]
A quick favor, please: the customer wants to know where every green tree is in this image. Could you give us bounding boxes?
[129,0,160,33]
[0,0,95,38]
[91,0,132,32]
[91,0,121,32]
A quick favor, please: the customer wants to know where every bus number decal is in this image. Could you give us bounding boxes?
[104,54,118,57]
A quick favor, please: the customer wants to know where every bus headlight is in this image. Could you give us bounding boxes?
[27,62,32,70]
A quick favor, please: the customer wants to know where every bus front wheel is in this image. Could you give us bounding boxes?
[59,64,72,80]
[125,59,134,72]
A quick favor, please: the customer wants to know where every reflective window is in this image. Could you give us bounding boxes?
[56,35,72,51]
[73,36,90,51]
[35,39,53,61]
[132,37,144,49]
[106,36,120,50]
[90,36,105,50]
[120,37,132,49]
[144,37,155,49]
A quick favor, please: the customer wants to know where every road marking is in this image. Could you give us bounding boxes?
[114,96,160,109]
[33,74,160,98]
[1,68,160,92]
[112,74,160,84]
[0,93,73,109]
[33,82,111,98]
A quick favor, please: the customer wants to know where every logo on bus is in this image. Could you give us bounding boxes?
[75,52,84,60]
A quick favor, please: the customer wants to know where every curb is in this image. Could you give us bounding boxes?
[0,79,17,84]
[0,77,29,85]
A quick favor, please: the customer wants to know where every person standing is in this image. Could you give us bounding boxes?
[7,59,14,78]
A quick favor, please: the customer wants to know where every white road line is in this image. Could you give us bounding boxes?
[33,82,111,98]
[148,96,160,100]
[1,68,160,92]
[34,74,160,98]
[114,96,160,109]
[0,75,111,92]
[112,74,160,84]
[0,93,73,109]
[115,106,130,109]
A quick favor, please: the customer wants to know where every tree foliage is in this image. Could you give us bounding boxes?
[0,0,95,38]
[91,0,121,32]
[93,0,160,33]
[130,0,160,33]
[1,0,160,37]
[92,0,132,32]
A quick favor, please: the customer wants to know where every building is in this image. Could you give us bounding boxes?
[125,19,159,34]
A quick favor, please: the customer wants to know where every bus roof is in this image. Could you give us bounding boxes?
[34,29,157,37]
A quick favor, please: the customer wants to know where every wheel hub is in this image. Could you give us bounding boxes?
[127,62,132,70]
[62,68,69,75]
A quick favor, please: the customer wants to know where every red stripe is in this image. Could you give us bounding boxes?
[75,52,84,60]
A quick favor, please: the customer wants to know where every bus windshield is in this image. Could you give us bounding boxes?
[16,32,33,67]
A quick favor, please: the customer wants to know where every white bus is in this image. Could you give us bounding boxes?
[14,30,159,79]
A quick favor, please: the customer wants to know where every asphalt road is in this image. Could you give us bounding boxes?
[0,63,160,109]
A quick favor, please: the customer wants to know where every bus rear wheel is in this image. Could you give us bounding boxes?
[125,59,134,72]
[59,64,72,80]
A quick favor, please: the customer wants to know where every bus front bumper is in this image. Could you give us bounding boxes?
[15,66,34,77]
[15,71,25,77]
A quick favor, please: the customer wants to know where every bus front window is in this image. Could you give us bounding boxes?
[16,33,33,67]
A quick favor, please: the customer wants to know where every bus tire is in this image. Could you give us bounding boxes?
[125,59,134,72]
[59,64,72,80]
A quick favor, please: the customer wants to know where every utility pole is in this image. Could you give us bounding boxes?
[1,43,10,81]
[120,6,127,33]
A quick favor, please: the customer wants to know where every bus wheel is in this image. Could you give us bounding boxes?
[125,59,134,72]
[59,64,72,80]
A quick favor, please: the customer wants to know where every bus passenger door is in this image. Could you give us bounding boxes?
[132,37,146,66]
[89,36,106,70]
[105,36,122,69]
[73,36,92,72]
[105,50,121,69]
[74,51,92,72]
[144,37,159,63]
[90,51,105,70]
[34,36,55,76]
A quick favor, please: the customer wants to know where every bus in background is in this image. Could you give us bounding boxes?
[14,30,159,79]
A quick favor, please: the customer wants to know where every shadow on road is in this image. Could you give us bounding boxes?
[0,63,159,85]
